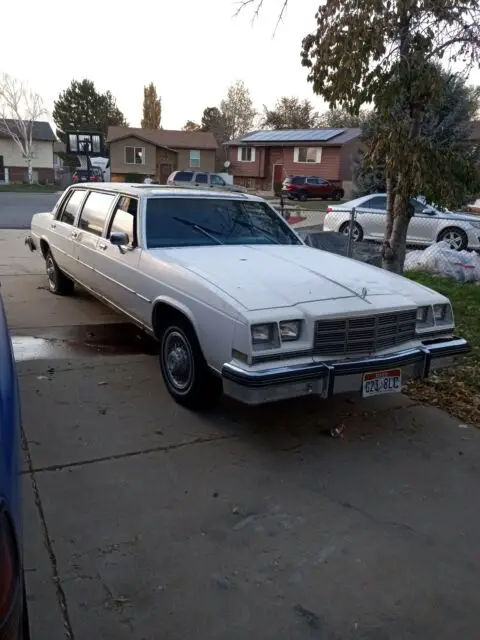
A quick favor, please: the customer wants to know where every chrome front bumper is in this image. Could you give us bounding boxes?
[221,337,469,405]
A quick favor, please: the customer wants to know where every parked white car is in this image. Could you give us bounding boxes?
[324,194,480,251]
[26,184,469,410]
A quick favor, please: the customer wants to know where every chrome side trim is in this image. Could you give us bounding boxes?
[94,269,135,293]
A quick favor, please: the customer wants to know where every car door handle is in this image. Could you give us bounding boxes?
[50,222,56,229]
[71,230,79,238]
[98,242,108,250]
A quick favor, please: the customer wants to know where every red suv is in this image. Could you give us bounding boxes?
[72,168,103,183]
[282,176,344,201]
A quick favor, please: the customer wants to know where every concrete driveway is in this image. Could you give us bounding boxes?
[3,231,480,639]
[0,192,62,228]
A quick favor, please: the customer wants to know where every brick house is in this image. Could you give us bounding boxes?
[226,128,362,197]
[107,127,218,183]
[0,120,56,183]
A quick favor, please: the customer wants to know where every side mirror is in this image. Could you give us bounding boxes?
[422,208,435,215]
[110,231,129,246]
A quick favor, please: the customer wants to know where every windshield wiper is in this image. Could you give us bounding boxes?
[173,217,224,245]
[233,217,281,244]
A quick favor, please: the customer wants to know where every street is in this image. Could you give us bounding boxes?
[1,220,479,639]
[0,192,62,228]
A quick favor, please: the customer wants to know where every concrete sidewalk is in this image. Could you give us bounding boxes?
[1,230,119,330]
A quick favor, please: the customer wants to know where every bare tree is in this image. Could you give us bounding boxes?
[220,80,257,140]
[0,73,47,184]
[235,0,289,35]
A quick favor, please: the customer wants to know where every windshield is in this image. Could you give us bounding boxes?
[145,198,302,248]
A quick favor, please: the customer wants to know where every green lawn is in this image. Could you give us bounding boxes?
[0,184,60,193]
[406,272,480,426]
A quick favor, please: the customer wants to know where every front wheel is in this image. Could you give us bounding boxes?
[437,227,468,251]
[297,190,308,201]
[159,320,222,410]
[45,250,74,295]
[340,221,363,242]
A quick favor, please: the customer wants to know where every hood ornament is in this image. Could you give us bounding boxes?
[361,287,368,300]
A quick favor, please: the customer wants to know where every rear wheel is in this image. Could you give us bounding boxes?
[158,316,222,410]
[332,191,343,201]
[437,227,468,251]
[45,250,74,295]
[340,221,363,242]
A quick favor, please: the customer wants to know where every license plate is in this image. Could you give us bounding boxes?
[362,369,402,398]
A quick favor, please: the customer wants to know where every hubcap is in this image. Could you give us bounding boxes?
[46,256,56,287]
[163,330,193,392]
[343,223,359,241]
[442,231,463,250]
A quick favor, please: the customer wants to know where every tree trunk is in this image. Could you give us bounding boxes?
[381,184,411,273]
[27,158,33,185]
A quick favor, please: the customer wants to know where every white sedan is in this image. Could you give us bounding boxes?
[324,194,480,251]
[26,184,469,410]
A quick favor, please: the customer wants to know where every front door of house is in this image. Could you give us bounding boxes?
[272,164,284,195]
[0,156,4,182]
[159,164,173,184]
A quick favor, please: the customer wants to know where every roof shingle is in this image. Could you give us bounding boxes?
[0,120,56,142]
[107,126,218,150]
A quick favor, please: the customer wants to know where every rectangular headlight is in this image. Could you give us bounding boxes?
[433,303,453,326]
[251,323,277,345]
[279,320,301,341]
[416,305,434,328]
[416,306,429,323]
[433,304,447,321]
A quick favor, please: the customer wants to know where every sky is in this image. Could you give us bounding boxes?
[1,0,479,131]
[0,0,326,129]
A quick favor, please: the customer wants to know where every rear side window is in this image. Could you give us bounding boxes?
[173,172,194,182]
[58,189,86,225]
[108,196,138,245]
[195,173,208,184]
[78,191,116,236]
[364,196,387,210]
[210,174,225,186]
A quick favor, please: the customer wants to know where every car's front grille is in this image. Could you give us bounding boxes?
[313,310,417,356]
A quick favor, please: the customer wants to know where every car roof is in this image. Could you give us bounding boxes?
[67,183,263,201]
[338,193,387,208]
[171,170,218,175]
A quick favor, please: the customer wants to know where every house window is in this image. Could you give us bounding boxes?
[237,147,256,162]
[190,150,201,168]
[294,147,322,163]
[125,146,144,165]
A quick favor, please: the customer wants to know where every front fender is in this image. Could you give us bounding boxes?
[151,295,199,334]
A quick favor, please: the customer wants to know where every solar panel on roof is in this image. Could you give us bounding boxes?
[241,129,345,143]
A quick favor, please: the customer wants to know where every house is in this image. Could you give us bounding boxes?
[226,128,363,197]
[107,127,218,183]
[0,120,56,184]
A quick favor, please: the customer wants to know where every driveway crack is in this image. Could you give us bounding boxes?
[22,425,75,639]
[22,432,240,474]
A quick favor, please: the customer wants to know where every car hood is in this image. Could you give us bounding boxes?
[436,210,480,224]
[149,245,442,311]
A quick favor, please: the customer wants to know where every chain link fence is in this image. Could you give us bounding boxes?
[273,199,480,280]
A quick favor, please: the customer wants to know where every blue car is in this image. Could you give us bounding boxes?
[0,292,30,638]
